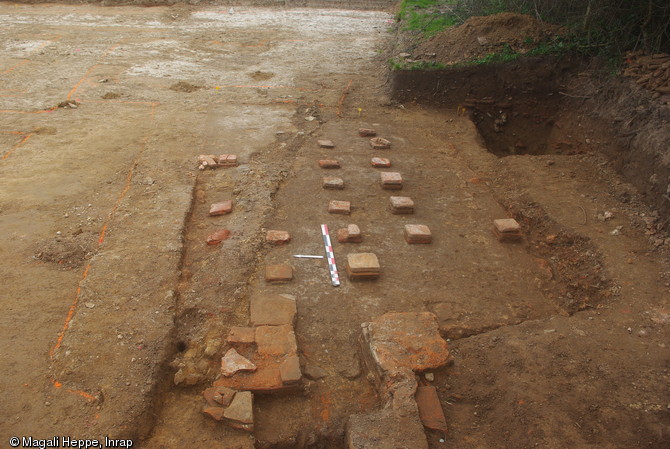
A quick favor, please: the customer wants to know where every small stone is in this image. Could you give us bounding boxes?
[416,385,448,432]
[202,406,225,421]
[380,172,403,190]
[337,353,361,380]
[85,302,95,309]
[217,154,238,167]
[266,230,291,245]
[221,348,257,377]
[203,386,236,407]
[227,326,256,345]
[358,128,377,137]
[223,391,254,425]
[404,224,432,244]
[209,200,233,216]
[424,372,435,382]
[279,354,302,384]
[265,264,293,282]
[303,363,328,380]
[206,229,231,245]
[318,159,340,169]
[198,155,218,169]
[370,137,391,149]
[204,337,222,357]
[371,157,391,168]
[318,140,335,148]
[390,196,414,214]
[493,218,521,233]
[323,177,345,190]
[328,200,351,215]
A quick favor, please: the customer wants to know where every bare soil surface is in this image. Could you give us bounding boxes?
[1,4,669,449]
[413,12,564,64]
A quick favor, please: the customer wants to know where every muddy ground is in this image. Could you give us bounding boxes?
[0,3,669,449]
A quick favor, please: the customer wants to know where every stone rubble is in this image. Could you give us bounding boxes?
[347,312,450,448]
[370,137,391,149]
[221,348,257,377]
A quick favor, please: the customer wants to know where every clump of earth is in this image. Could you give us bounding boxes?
[414,12,565,64]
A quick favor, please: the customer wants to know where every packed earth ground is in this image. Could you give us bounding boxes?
[0,2,669,448]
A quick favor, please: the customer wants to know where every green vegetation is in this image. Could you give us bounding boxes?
[396,0,460,37]
[395,0,670,59]
[389,58,447,70]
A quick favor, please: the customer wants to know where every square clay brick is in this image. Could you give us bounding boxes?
[265,264,293,282]
[370,137,391,150]
[404,224,432,244]
[227,326,256,345]
[279,354,302,384]
[319,159,340,169]
[217,154,238,167]
[209,200,233,216]
[266,230,291,245]
[323,177,345,190]
[358,128,377,137]
[328,200,351,215]
[207,229,231,245]
[371,157,391,168]
[347,253,380,273]
[318,140,335,148]
[198,154,218,169]
[337,224,362,243]
[493,218,521,233]
[380,172,403,190]
[492,218,522,243]
[389,196,414,214]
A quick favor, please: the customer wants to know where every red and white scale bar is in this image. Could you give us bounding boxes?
[320,224,340,287]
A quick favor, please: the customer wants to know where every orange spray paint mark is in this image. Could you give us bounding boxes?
[3,133,33,160]
[320,392,332,422]
[1,60,29,75]
[66,64,99,101]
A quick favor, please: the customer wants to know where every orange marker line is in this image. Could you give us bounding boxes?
[0,107,57,115]
[50,151,140,359]
[1,60,29,75]
[66,64,99,101]
[67,389,96,402]
[49,263,91,358]
[3,133,33,160]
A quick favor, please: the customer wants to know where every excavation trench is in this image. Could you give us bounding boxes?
[390,56,670,227]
